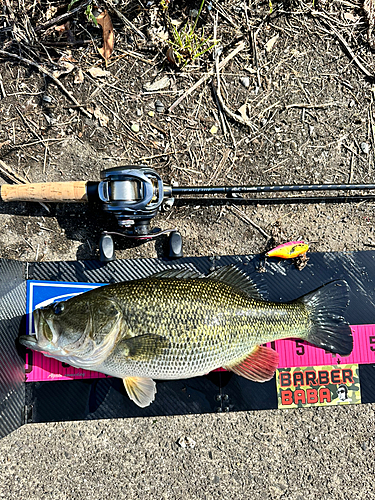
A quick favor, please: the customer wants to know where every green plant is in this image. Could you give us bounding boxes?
[67,0,80,11]
[67,0,98,25]
[167,0,218,66]
[85,4,98,26]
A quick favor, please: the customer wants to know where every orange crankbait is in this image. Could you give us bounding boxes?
[265,241,309,259]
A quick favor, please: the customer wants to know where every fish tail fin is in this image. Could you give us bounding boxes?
[297,280,353,356]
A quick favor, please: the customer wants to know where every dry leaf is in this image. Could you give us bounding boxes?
[88,66,111,78]
[61,53,77,63]
[237,103,250,121]
[46,5,58,20]
[143,76,170,91]
[265,34,279,53]
[55,24,67,33]
[344,12,357,22]
[96,10,114,65]
[155,28,169,42]
[93,106,110,127]
[74,68,84,84]
[52,60,74,79]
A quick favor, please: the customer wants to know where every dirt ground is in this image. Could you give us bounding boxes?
[2,0,375,499]
[1,0,375,262]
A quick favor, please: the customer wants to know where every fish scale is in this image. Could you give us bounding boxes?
[19,266,353,408]
[97,278,312,380]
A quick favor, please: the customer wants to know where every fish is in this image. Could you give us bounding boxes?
[265,241,309,259]
[18,266,353,408]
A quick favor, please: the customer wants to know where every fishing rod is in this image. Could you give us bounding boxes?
[2,165,375,261]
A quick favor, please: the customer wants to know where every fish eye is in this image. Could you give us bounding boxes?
[53,302,65,315]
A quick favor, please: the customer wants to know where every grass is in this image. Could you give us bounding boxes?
[167,0,218,66]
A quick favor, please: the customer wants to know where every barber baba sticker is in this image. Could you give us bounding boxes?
[276,364,361,409]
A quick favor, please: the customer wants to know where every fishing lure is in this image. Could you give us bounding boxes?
[265,241,309,259]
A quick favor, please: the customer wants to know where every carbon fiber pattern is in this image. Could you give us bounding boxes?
[27,255,251,283]
[22,251,375,424]
[0,260,26,439]
[358,364,375,404]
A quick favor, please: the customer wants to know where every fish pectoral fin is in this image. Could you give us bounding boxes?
[123,376,157,408]
[120,334,170,360]
[224,345,279,382]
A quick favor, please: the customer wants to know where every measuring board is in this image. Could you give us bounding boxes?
[21,251,375,416]
[2,250,375,438]
[24,279,374,409]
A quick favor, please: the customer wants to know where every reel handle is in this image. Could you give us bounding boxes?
[1,181,89,203]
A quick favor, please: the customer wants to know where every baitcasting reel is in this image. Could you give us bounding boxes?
[93,166,177,261]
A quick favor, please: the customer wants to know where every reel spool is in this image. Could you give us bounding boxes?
[97,166,167,235]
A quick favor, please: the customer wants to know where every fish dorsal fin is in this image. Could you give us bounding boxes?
[150,268,203,279]
[123,376,156,407]
[224,345,279,382]
[121,334,170,361]
[208,265,264,300]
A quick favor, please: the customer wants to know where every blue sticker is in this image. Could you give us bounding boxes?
[26,280,106,335]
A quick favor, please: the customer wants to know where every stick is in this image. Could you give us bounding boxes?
[168,40,245,113]
[230,205,271,239]
[0,160,28,184]
[34,0,91,32]
[214,84,258,131]
[0,50,91,118]
[103,0,145,39]
[314,14,374,79]
[285,102,341,109]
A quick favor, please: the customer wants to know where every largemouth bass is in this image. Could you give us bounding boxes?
[19,266,353,407]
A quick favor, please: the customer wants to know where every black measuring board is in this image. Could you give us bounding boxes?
[2,250,375,438]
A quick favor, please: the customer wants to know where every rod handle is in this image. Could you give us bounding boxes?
[1,181,88,203]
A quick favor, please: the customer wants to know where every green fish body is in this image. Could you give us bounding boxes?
[19,266,353,407]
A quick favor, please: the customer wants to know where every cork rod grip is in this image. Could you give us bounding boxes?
[1,181,88,203]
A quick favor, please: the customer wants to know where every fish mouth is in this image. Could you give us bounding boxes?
[19,334,38,349]
[19,308,56,352]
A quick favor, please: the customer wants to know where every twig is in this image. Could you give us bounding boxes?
[214,84,258,131]
[15,106,43,142]
[250,28,262,89]
[210,0,240,30]
[115,49,154,65]
[0,73,6,98]
[211,11,227,135]
[209,148,230,183]
[349,151,355,183]
[230,205,271,239]
[168,40,245,113]
[34,0,92,32]
[0,159,28,184]
[0,50,91,118]
[341,141,366,163]
[286,102,342,109]
[314,14,374,79]
[10,138,73,149]
[103,0,145,39]
[212,84,227,134]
